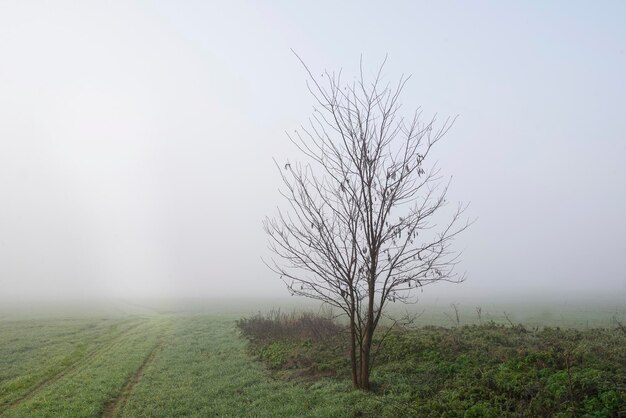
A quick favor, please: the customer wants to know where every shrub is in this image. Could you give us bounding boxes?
[236,309,343,343]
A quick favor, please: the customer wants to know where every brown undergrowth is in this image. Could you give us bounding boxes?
[236,309,348,381]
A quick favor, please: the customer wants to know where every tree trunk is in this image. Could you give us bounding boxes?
[349,315,359,388]
[359,342,370,390]
[359,323,374,390]
[359,276,376,391]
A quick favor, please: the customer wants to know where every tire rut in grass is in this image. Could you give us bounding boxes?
[102,338,164,418]
[0,319,148,414]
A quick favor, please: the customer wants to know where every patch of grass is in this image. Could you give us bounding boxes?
[0,317,147,411]
[0,317,169,417]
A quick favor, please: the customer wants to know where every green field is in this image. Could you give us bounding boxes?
[0,301,624,417]
[0,312,375,417]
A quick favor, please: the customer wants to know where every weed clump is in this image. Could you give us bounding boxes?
[236,308,342,342]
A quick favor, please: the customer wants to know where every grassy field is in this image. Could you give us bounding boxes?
[0,312,376,417]
[0,316,168,417]
[0,301,624,417]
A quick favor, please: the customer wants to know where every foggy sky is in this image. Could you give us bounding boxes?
[1,1,625,302]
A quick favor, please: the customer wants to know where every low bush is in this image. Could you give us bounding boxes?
[236,308,343,342]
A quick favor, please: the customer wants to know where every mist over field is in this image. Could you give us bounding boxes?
[1,1,625,308]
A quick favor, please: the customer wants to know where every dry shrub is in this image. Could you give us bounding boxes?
[236,308,343,342]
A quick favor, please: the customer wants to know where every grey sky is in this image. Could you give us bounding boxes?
[1,1,625,302]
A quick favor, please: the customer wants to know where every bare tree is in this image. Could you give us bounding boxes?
[263,55,471,390]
